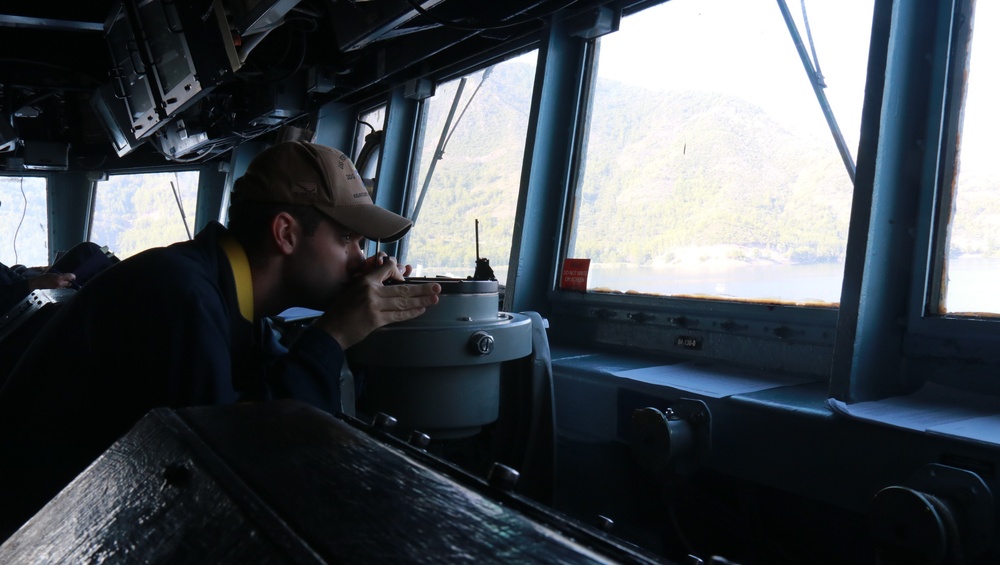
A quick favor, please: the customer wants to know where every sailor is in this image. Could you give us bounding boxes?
[0,142,440,537]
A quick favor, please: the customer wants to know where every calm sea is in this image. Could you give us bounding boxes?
[584,257,1000,312]
[419,257,1000,313]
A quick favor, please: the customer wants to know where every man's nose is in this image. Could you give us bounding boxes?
[349,244,366,268]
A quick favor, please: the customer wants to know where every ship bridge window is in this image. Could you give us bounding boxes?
[892,0,1000,394]
[90,171,200,259]
[0,176,48,267]
[401,50,538,282]
[566,0,873,306]
[933,1,1000,316]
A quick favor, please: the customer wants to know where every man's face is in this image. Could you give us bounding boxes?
[286,217,366,310]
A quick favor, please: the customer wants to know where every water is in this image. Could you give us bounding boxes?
[945,257,1000,314]
[586,262,846,305]
[583,257,1000,313]
[416,257,1000,313]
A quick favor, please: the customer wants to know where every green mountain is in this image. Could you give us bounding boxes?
[572,81,853,266]
[403,61,854,273]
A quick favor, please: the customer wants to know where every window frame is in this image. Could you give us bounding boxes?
[901,0,1000,392]
[546,0,871,379]
[88,167,202,259]
[0,174,50,267]
[399,49,541,282]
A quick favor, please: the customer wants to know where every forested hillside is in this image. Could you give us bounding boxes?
[404,61,856,273]
[570,82,853,266]
[402,58,1000,278]
[90,171,199,259]
[404,60,535,275]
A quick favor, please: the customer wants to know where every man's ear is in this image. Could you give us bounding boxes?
[270,212,300,256]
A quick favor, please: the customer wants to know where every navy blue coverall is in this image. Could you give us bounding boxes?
[0,222,346,537]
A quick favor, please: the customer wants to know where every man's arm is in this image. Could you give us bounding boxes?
[27,272,76,291]
[263,325,347,414]
[312,258,440,349]
[261,257,439,414]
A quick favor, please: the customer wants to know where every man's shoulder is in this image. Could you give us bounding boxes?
[106,226,228,284]
[71,244,226,317]
[100,245,208,287]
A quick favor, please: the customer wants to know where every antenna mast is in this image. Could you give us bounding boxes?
[472,218,496,281]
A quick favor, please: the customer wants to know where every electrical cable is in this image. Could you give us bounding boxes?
[357,119,376,135]
[13,176,27,265]
[666,504,697,558]
[238,16,315,84]
[355,129,383,180]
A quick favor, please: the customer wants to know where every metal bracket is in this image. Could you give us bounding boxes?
[869,463,994,562]
[628,399,711,477]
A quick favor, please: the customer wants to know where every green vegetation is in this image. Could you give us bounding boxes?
[570,82,856,267]
[5,59,996,277]
[404,59,1000,276]
[404,62,861,274]
[404,61,535,276]
[1,172,198,267]
[90,171,199,259]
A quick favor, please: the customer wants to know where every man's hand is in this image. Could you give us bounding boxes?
[362,251,412,281]
[28,272,76,291]
[313,257,440,349]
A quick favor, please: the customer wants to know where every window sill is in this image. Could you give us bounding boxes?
[827,382,1000,450]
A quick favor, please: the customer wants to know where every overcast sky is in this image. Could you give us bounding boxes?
[595,0,875,154]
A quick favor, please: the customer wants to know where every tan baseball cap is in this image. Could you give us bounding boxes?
[231,141,412,242]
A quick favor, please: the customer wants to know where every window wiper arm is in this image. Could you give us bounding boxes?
[411,77,467,226]
[410,66,493,225]
[170,175,192,240]
[776,0,857,184]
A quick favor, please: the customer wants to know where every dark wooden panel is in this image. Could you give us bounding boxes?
[0,407,311,563]
[1,400,672,564]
